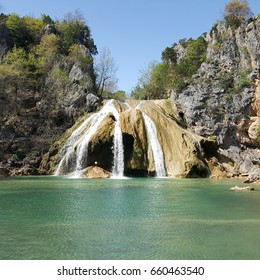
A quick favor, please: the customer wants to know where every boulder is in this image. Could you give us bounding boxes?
[230,186,254,191]
[86,93,101,112]
[244,168,260,183]
[82,166,111,178]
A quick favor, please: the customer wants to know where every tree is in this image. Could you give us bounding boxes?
[224,0,253,28]
[5,14,31,48]
[95,47,118,96]
[57,10,97,55]
[162,46,177,64]
[131,61,170,100]
[176,36,207,77]
[41,13,54,25]
[63,9,85,24]
[34,33,60,70]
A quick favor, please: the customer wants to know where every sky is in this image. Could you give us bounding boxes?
[0,0,260,93]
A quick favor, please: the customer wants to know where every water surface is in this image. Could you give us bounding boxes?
[0,176,259,260]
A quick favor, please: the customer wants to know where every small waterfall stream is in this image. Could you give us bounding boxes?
[142,112,166,177]
[55,99,124,177]
[112,119,124,178]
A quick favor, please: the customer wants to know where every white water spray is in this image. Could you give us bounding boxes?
[54,99,125,177]
[112,117,124,177]
[142,112,166,177]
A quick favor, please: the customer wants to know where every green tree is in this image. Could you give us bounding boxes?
[68,44,93,67]
[5,14,31,48]
[34,33,60,71]
[23,16,44,43]
[177,36,207,78]
[113,90,126,101]
[224,0,253,28]
[41,13,54,25]
[131,61,170,100]
[162,46,177,64]
[56,10,97,55]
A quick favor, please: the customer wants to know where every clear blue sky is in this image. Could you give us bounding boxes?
[0,0,259,93]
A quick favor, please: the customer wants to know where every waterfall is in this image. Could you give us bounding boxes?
[195,140,211,176]
[54,99,124,177]
[124,101,132,109]
[54,112,99,176]
[142,112,166,177]
[112,118,124,177]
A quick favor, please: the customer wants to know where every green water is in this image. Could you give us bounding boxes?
[0,176,260,260]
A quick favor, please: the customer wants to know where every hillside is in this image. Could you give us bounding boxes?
[173,16,260,180]
[0,12,101,176]
[1,6,260,182]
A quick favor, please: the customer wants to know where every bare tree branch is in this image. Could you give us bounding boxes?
[95,47,118,96]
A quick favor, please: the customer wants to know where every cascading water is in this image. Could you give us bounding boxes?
[142,112,166,177]
[112,118,124,178]
[54,99,124,178]
[195,140,211,176]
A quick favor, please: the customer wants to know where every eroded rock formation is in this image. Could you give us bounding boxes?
[47,99,216,178]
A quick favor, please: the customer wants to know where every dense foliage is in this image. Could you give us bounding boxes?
[131,36,208,100]
[0,11,97,107]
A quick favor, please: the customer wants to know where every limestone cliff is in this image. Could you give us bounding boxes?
[173,16,260,179]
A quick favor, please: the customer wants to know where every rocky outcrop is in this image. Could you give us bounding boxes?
[86,93,101,112]
[82,166,111,178]
[0,22,99,176]
[48,99,216,178]
[120,108,149,175]
[244,168,260,183]
[230,186,254,191]
[173,16,260,181]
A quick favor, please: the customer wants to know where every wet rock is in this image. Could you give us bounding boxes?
[82,166,111,178]
[230,186,254,191]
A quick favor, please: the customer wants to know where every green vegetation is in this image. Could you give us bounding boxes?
[102,90,127,101]
[0,11,97,110]
[131,36,208,99]
[131,0,254,101]
[236,70,252,90]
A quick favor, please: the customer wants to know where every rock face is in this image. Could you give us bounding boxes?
[0,29,98,177]
[173,17,260,181]
[48,99,216,178]
[86,93,101,112]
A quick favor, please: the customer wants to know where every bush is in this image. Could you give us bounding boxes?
[219,72,234,91]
